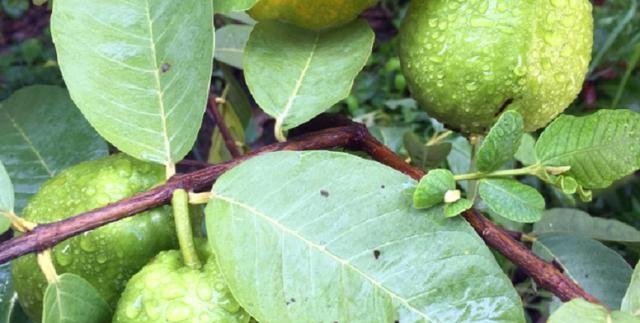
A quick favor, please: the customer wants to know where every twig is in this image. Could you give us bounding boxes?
[208,94,242,158]
[0,117,600,305]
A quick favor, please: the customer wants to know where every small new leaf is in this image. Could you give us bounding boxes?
[476,111,524,172]
[478,179,545,223]
[536,109,640,189]
[549,299,639,323]
[42,274,112,323]
[444,198,473,218]
[413,169,456,209]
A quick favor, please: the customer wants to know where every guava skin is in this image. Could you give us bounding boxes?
[399,0,593,134]
[248,0,378,30]
[113,249,250,323]
[11,154,178,321]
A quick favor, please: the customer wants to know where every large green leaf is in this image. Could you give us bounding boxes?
[535,110,640,189]
[549,299,640,323]
[214,0,258,14]
[533,233,633,309]
[51,0,214,165]
[0,86,108,212]
[42,274,111,323]
[215,25,252,69]
[476,111,524,172]
[245,21,374,139]
[206,151,524,323]
[478,179,545,223]
[533,208,640,243]
[622,261,640,316]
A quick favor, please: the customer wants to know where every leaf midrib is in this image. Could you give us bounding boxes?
[143,0,173,165]
[276,32,320,127]
[212,192,431,321]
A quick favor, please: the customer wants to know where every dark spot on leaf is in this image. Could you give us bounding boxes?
[161,63,171,73]
[286,301,290,305]
[320,190,329,197]
[494,98,514,117]
[373,250,381,259]
[290,298,296,303]
[381,185,386,189]
[395,320,400,323]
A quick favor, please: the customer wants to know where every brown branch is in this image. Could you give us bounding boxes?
[208,94,242,158]
[0,125,363,265]
[0,118,600,305]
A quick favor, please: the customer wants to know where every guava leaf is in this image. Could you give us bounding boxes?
[214,0,259,14]
[514,134,536,166]
[0,161,13,213]
[444,199,473,218]
[535,109,640,189]
[533,233,633,309]
[549,299,640,323]
[221,65,253,127]
[447,136,472,191]
[0,263,25,323]
[622,261,640,316]
[206,151,525,323]
[533,208,640,243]
[42,274,111,323]
[476,111,524,172]
[413,169,455,209]
[215,25,252,69]
[51,0,214,165]
[404,133,452,171]
[244,21,374,138]
[478,179,544,223]
[0,86,108,212]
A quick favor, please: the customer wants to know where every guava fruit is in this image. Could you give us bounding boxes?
[112,248,250,323]
[11,154,178,321]
[398,0,593,134]
[248,0,378,30]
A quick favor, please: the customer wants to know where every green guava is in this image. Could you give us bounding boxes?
[112,247,250,323]
[248,0,378,30]
[398,0,593,134]
[11,154,178,321]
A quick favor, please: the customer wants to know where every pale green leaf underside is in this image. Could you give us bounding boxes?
[478,179,544,223]
[514,134,536,166]
[51,0,214,164]
[0,86,108,212]
[476,111,524,172]
[215,25,252,70]
[549,299,640,323]
[533,208,640,243]
[622,262,640,316]
[533,233,633,309]
[0,161,13,213]
[535,110,640,189]
[42,274,111,323]
[214,0,259,14]
[245,21,374,134]
[206,151,524,323]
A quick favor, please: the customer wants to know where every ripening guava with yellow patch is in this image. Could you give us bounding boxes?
[248,0,378,30]
[399,0,593,134]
